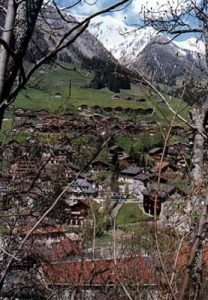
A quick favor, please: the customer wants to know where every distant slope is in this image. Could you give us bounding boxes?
[26,5,133,92]
[133,36,207,84]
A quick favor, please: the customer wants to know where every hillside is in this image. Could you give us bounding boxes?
[25,5,132,93]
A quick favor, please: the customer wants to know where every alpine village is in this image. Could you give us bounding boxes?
[0,1,208,300]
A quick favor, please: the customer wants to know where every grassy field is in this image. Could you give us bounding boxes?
[11,63,190,124]
[116,203,152,226]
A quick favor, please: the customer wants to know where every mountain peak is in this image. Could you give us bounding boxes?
[89,15,156,64]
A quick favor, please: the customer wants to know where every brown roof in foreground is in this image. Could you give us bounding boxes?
[32,238,81,262]
[43,256,157,286]
[19,224,66,236]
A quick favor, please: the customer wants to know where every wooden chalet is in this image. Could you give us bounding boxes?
[109,145,126,159]
[111,94,120,100]
[68,200,91,226]
[10,159,37,179]
[91,160,110,172]
[120,166,144,182]
[68,178,98,200]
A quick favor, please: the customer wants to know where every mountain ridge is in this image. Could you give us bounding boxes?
[88,15,207,83]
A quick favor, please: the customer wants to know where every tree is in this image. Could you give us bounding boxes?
[0,0,130,127]
[135,1,208,299]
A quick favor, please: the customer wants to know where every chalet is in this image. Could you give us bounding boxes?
[111,124,122,131]
[30,237,81,262]
[90,160,110,172]
[122,107,130,115]
[68,200,91,226]
[151,161,178,173]
[41,115,66,127]
[125,96,134,101]
[134,173,154,184]
[120,166,144,183]
[134,108,146,114]
[114,106,123,113]
[68,178,98,200]
[65,163,80,179]
[144,108,154,115]
[148,147,163,156]
[109,145,126,159]
[125,124,141,135]
[111,94,120,100]
[118,154,136,166]
[143,193,162,216]
[79,104,88,110]
[136,98,146,102]
[42,153,67,166]
[92,105,102,113]
[103,106,113,112]
[54,92,62,98]
[18,218,68,245]
[10,159,37,179]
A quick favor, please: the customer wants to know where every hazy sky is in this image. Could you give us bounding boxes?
[57,0,202,41]
[57,0,193,19]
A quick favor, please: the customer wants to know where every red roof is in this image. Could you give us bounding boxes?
[19,224,66,236]
[43,256,156,286]
[31,238,81,262]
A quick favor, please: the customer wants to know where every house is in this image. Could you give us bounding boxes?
[120,166,144,183]
[109,145,126,159]
[114,106,123,113]
[118,154,136,166]
[68,178,98,200]
[125,96,134,101]
[91,160,110,172]
[42,153,67,166]
[136,98,146,102]
[151,161,178,173]
[54,92,62,98]
[92,105,102,113]
[143,194,162,216]
[30,237,82,262]
[18,222,67,244]
[68,200,91,226]
[10,159,37,179]
[148,147,163,156]
[111,94,120,100]
[79,104,88,110]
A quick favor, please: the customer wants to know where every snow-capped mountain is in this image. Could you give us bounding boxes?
[89,15,207,83]
[89,15,205,61]
[89,15,156,65]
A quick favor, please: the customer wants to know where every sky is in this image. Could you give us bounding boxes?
[57,0,194,19]
[57,0,203,41]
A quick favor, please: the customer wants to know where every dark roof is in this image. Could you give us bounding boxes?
[121,166,144,176]
[91,160,110,167]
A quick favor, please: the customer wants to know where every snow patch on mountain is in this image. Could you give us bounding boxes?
[89,15,156,64]
[173,37,205,55]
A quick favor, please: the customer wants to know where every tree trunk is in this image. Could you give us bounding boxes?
[0,0,43,127]
[0,0,15,128]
